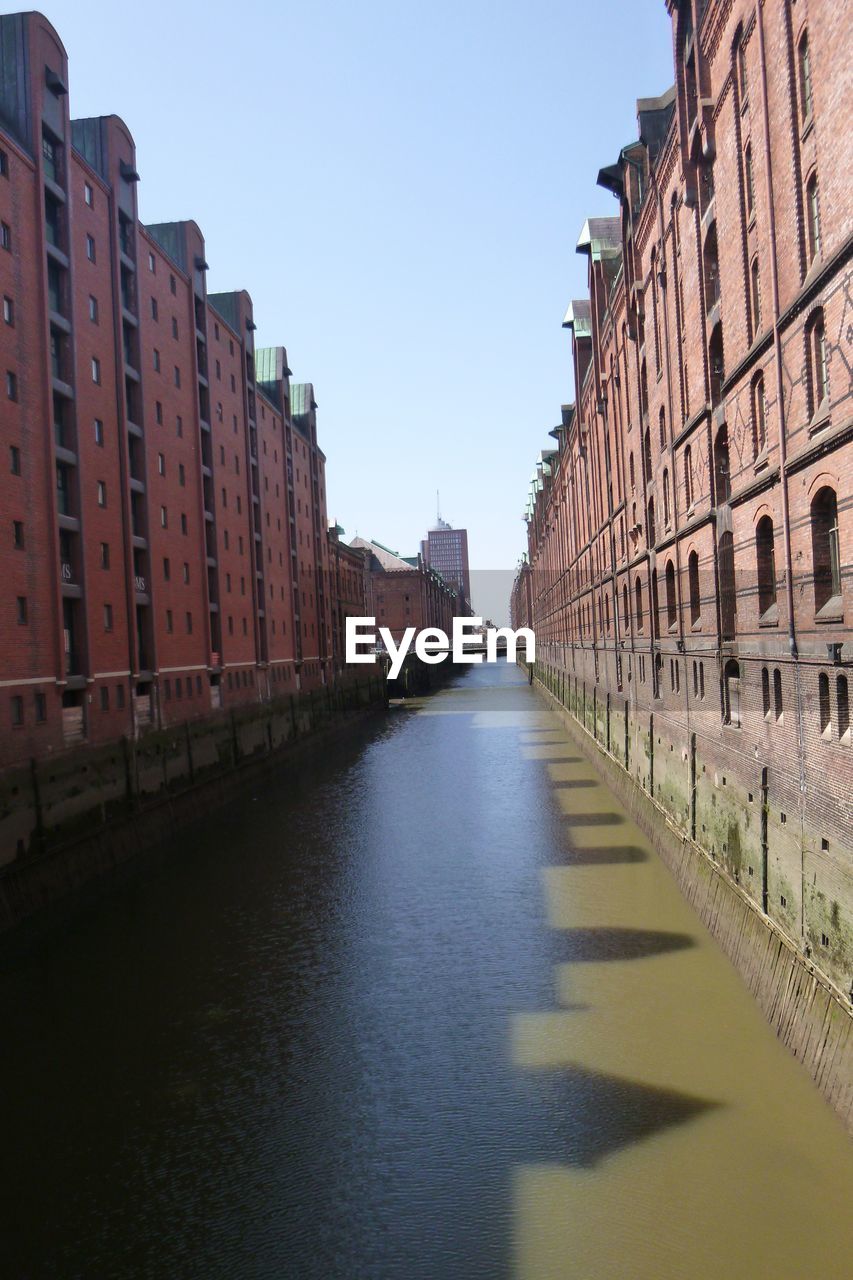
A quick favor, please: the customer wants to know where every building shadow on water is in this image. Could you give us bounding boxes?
[514,1061,720,1169]
[558,927,695,963]
[552,843,650,865]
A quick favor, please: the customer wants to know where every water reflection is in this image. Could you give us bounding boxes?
[0,664,850,1280]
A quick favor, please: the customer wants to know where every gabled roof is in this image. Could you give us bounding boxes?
[576,217,621,261]
[562,299,592,336]
[349,537,415,572]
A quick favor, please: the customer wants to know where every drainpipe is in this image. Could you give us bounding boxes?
[756,2,797,662]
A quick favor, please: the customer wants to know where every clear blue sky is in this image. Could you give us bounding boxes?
[36,0,673,585]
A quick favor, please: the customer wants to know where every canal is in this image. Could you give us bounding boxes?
[1,663,851,1278]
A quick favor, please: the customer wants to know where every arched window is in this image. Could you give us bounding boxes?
[756,515,777,616]
[659,407,666,449]
[719,529,737,638]
[752,372,767,457]
[629,452,635,492]
[643,426,652,482]
[810,486,841,612]
[762,667,771,718]
[724,658,741,726]
[750,258,762,333]
[684,444,693,509]
[806,310,828,415]
[640,361,649,419]
[798,30,813,123]
[714,423,730,504]
[736,34,748,100]
[688,550,701,625]
[635,577,644,632]
[651,568,660,638]
[663,469,671,527]
[819,671,831,738]
[709,322,724,407]
[806,173,821,263]
[651,250,661,375]
[665,559,677,629]
[773,668,783,723]
[703,224,720,311]
[647,497,656,545]
[623,582,630,628]
[838,676,850,743]
[744,142,755,216]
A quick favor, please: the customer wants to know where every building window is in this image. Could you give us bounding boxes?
[3,295,13,325]
[6,370,18,401]
[684,444,693,509]
[756,516,777,617]
[724,658,741,727]
[750,258,762,333]
[92,356,101,384]
[100,542,109,569]
[752,373,767,457]
[178,463,185,486]
[35,691,47,722]
[660,560,676,632]
[1,222,11,251]
[762,667,771,719]
[16,595,27,625]
[94,418,104,446]
[806,173,821,264]
[160,505,168,528]
[174,366,181,387]
[166,609,173,633]
[744,143,755,216]
[157,452,165,476]
[635,578,644,632]
[163,557,171,580]
[688,550,700,625]
[10,444,20,474]
[810,486,841,614]
[156,400,163,424]
[153,348,161,372]
[838,676,850,744]
[172,316,178,338]
[11,696,23,727]
[186,612,193,634]
[773,668,783,723]
[183,562,190,583]
[151,297,159,321]
[663,469,671,527]
[181,513,188,535]
[88,295,98,323]
[0,149,7,176]
[97,480,107,507]
[100,686,110,711]
[86,234,96,262]
[819,671,831,738]
[148,251,156,273]
[798,30,813,124]
[103,603,113,632]
[84,181,93,207]
[736,35,747,99]
[176,415,183,438]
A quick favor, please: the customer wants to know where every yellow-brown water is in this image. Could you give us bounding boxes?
[0,664,851,1277]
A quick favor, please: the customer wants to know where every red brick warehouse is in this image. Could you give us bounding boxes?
[513,0,852,998]
[0,10,341,768]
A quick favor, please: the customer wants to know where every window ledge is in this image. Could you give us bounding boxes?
[808,401,831,436]
[753,447,770,474]
[691,618,702,632]
[815,596,843,624]
[759,604,780,627]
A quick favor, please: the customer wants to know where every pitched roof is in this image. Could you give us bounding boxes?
[349,537,415,572]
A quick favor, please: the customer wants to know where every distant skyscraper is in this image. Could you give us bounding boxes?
[422,516,471,607]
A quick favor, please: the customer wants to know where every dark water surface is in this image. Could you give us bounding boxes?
[1,665,851,1279]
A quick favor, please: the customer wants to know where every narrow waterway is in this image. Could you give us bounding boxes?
[1,664,851,1278]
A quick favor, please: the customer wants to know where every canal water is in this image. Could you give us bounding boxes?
[1,664,851,1278]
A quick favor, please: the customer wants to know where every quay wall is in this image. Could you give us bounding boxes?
[531,659,853,1135]
[0,676,387,934]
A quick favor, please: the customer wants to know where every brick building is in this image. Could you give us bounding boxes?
[513,0,852,997]
[0,11,336,767]
[328,524,369,673]
[350,537,457,645]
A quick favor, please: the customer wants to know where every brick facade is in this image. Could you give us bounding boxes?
[0,12,340,767]
[512,0,852,998]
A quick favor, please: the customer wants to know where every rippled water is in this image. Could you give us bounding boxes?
[0,664,851,1278]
